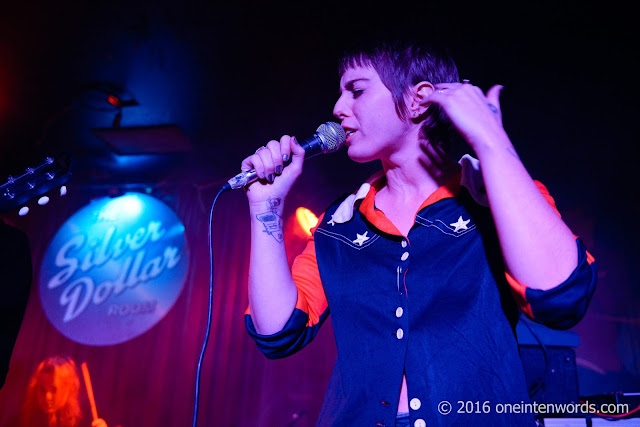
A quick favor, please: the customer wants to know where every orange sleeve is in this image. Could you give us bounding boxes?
[290,212,328,327]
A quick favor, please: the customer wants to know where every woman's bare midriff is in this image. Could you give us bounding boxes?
[398,374,409,413]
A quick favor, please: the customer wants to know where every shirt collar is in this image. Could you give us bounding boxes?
[357,170,461,236]
[324,154,487,234]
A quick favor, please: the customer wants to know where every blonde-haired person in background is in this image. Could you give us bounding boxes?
[20,356,108,427]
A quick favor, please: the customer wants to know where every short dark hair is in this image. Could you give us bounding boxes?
[339,40,460,149]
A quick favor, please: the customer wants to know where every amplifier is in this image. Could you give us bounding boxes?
[519,345,580,405]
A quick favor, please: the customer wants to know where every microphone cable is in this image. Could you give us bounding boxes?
[192,185,228,427]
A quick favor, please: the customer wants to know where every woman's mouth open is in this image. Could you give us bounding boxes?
[344,129,356,143]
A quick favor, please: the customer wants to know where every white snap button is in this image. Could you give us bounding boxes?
[395,307,403,318]
[396,328,404,339]
[401,240,408,248]
[401,252,409,261]
[414,419,426,427]
[410,398,421,410]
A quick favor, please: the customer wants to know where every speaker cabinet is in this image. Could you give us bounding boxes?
[519,345,580,405]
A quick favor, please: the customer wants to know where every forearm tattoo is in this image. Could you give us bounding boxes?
[255,198,284,243]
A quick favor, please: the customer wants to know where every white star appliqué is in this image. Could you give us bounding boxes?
[450,216,470,232]
[352,231,370,246]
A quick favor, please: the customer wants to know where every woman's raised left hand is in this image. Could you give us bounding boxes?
[428,82,508,154]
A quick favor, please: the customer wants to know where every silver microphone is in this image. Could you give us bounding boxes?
[223,122,346,191]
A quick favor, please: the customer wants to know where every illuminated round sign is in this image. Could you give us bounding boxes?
[39,193,188,346]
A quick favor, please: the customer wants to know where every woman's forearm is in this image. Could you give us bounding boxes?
[247,197,298,334]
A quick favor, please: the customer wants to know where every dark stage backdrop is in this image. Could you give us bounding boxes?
[0,178,337,427]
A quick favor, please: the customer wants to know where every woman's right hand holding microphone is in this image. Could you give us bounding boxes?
[241,135,307,204]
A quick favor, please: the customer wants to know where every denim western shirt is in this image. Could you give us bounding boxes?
[246,171,597,427]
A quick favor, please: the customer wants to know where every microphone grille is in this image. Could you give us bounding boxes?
[316,122,346,153]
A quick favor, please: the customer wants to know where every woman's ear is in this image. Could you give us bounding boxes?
[409,81,435,117]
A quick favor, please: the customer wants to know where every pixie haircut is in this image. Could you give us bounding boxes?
[339,40,460,149]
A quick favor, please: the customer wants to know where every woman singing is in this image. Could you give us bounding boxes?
[241,40,596,426]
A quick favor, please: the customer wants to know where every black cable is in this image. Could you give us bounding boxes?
[520,314,550,398]
[192,185,228,427]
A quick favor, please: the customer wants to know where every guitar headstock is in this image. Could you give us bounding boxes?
[1,153,72,214]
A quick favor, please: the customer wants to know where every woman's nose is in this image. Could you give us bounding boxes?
[333,94,349,119]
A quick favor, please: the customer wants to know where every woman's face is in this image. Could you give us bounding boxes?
[36,371,70,414]
[333,65,413,163]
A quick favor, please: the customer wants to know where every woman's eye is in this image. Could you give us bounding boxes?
[352,89,363,98]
